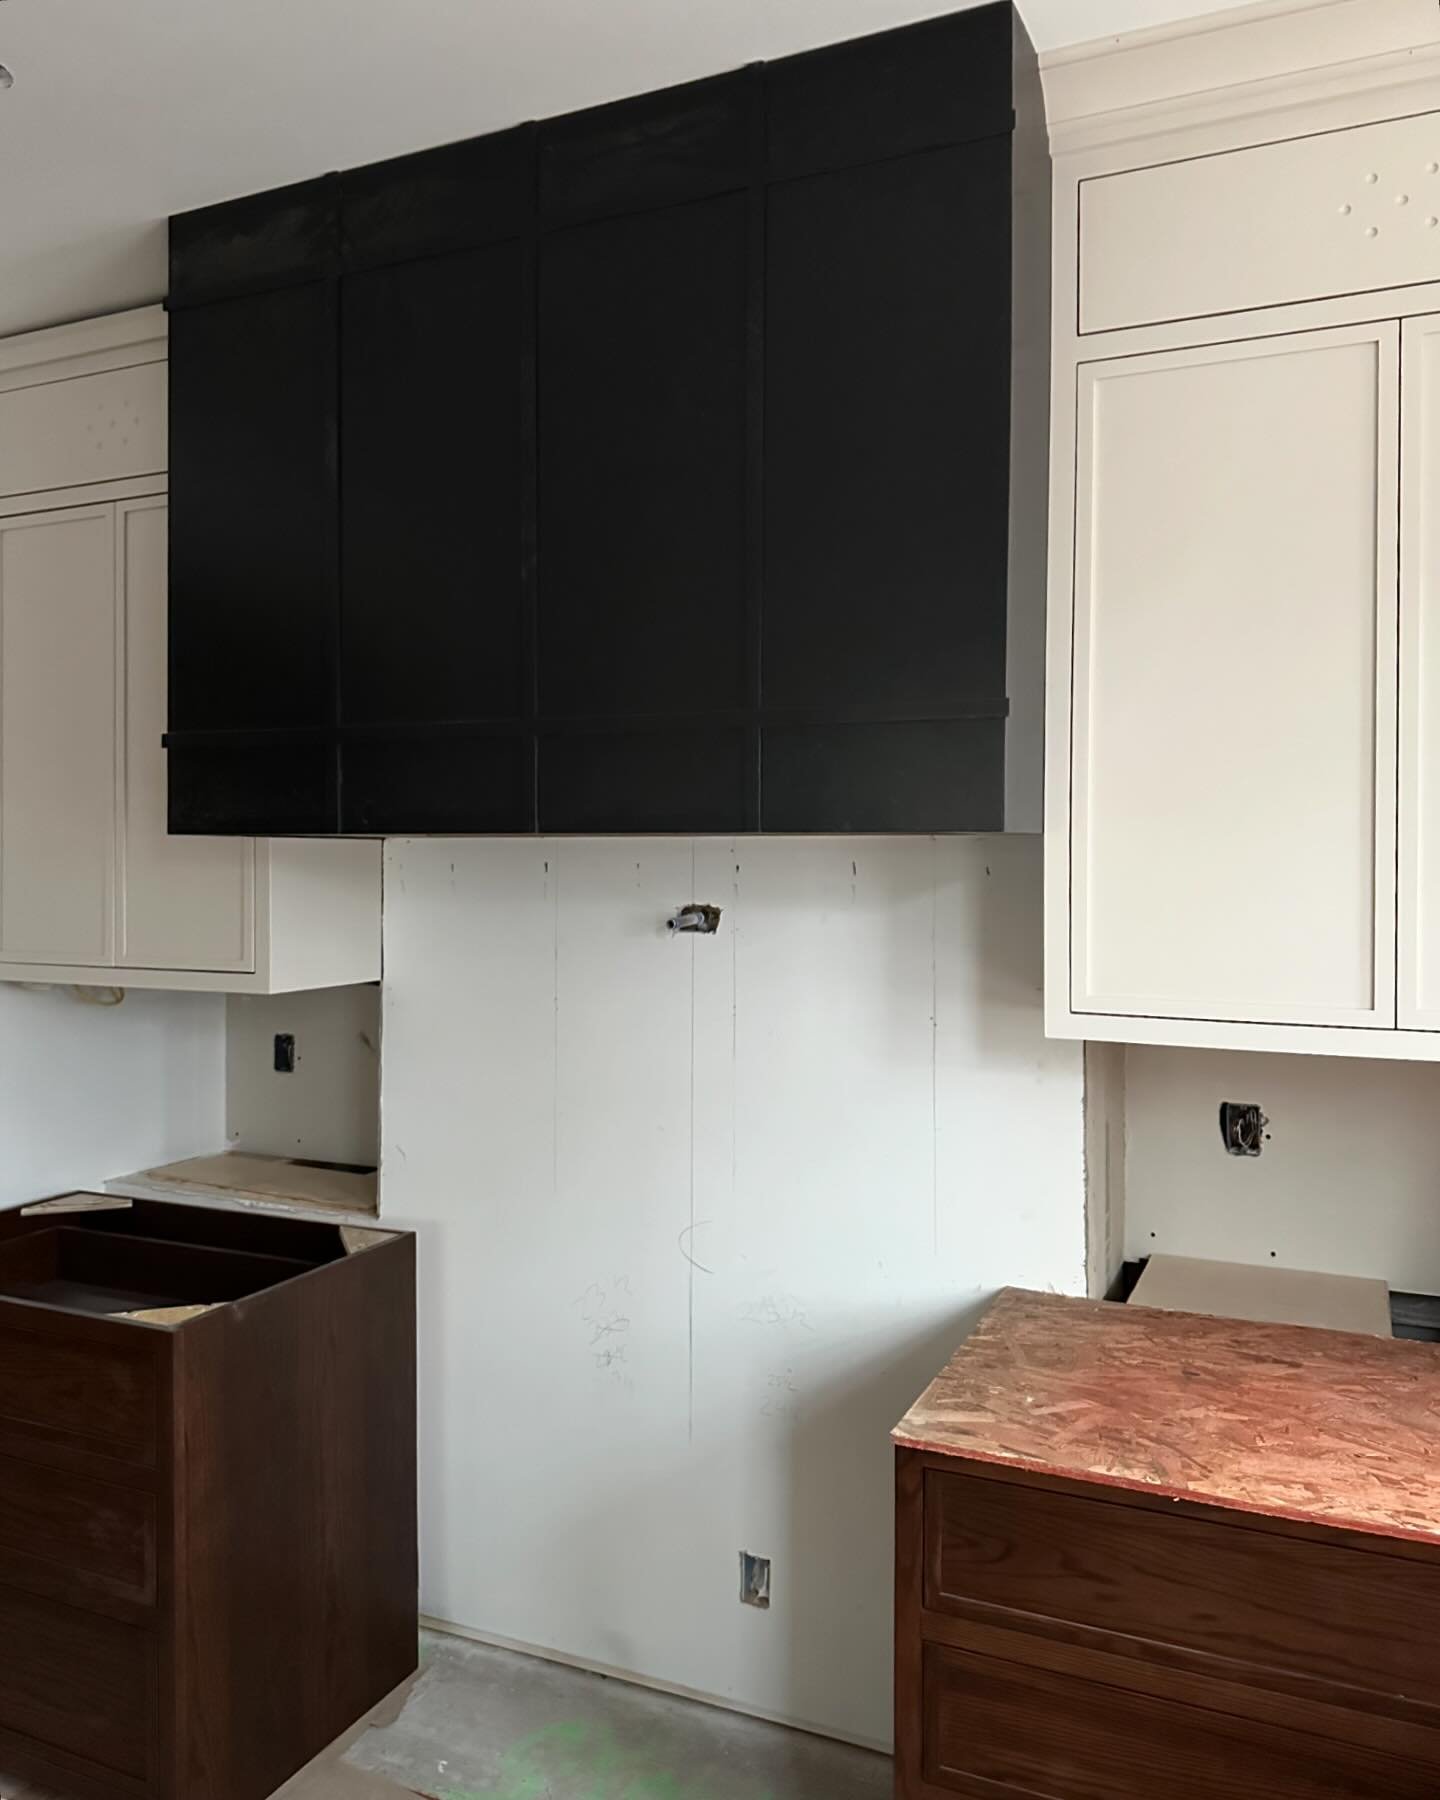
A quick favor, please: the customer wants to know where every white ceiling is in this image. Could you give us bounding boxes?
[0,0,1234,337]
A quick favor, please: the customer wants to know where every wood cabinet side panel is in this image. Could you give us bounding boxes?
[172,1241,417,1800]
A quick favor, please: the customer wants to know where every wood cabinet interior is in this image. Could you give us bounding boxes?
[0,1198,348,1320]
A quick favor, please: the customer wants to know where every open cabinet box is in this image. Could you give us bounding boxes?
[0,1194,416,1800]
[0,1201,354,1320]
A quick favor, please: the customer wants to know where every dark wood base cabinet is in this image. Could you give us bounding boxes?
[895,1451,1440,1799]
[0,1198,417,1800]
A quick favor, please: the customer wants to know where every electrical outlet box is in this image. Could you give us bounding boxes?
[739,1552,770,1609]
[1219,1100,1267,1157]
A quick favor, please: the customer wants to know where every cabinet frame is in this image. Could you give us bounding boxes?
[1399,313,1440,1032]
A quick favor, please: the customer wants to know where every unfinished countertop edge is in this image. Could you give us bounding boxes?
[103,1171,384,1230]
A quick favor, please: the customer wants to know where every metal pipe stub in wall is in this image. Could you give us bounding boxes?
[667,904,723,935]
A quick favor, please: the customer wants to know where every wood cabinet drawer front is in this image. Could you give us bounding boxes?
[0,1452,154,1609]
[927,1471,1440,1705]
[0,1581,152,1780]
[1080,111,1440,333]
[0,363,166,498]
[0,1319,156,1468]
[923,1644,1436,1800]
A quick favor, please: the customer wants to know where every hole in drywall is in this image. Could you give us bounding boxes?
[273,1033,297,1074]
[739,1552,771,1609]
[1218,1101,1267,1157]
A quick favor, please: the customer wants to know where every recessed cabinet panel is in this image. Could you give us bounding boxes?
[539,729,746,833]
[765,142,1011,712]
[168,284,338,742]
[0,507,115,968]
[1070,326,1398,1027]
[538,195,749,721]
[762,720,1005,833]
[0,362,166,499]
[342,735,530,835]
[341,244,526,729]
[167,741,336,840]
[1081,111,1440,334]
[118,500,254,973]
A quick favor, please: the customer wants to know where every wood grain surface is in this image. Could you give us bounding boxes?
[893,1289,1440,1545]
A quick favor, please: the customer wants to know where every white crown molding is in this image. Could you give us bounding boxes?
[0,304,167,382]
[1043,0,1440,153]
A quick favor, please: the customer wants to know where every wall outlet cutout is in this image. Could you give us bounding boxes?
[273,1033,297,1074]
[1218,1100,1267,1157]
[739,1552,771,1609]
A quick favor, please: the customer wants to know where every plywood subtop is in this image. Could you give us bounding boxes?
[894,1288,1440,1547]
[107,1152,378,1220]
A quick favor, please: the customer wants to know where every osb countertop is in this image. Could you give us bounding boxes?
[893,1288,1440,1547]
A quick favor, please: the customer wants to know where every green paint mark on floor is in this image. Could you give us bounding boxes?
[430,1720,777,1800]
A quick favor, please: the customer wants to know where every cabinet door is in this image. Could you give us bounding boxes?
[537,195,750,832]
[0,505,116,967]
[762,139,1011,830]
[118,499,254,972]
[167,284,339,835]
[1070,325,1398,1028]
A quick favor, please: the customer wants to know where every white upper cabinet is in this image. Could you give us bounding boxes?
[1048,69,1440,1060]
[1070,325,1398,1029]
[0,309,380,994]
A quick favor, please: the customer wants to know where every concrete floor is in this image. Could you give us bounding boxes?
[0,1631,893,1800]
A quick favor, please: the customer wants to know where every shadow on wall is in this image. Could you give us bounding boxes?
[779,1300,989,1753]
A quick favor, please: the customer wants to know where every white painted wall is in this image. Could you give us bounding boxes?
[379,834,1086,1749]
[1124,1046,1440,1292]
[226,986,380,1167]
[0,983,225,1208]
[0,0,1289,338]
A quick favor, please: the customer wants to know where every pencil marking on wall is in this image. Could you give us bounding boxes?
[577,1278,633,1385]
[761,1367,799,1420]
[740,1294,813,1332]
[678,1221,714,1275]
